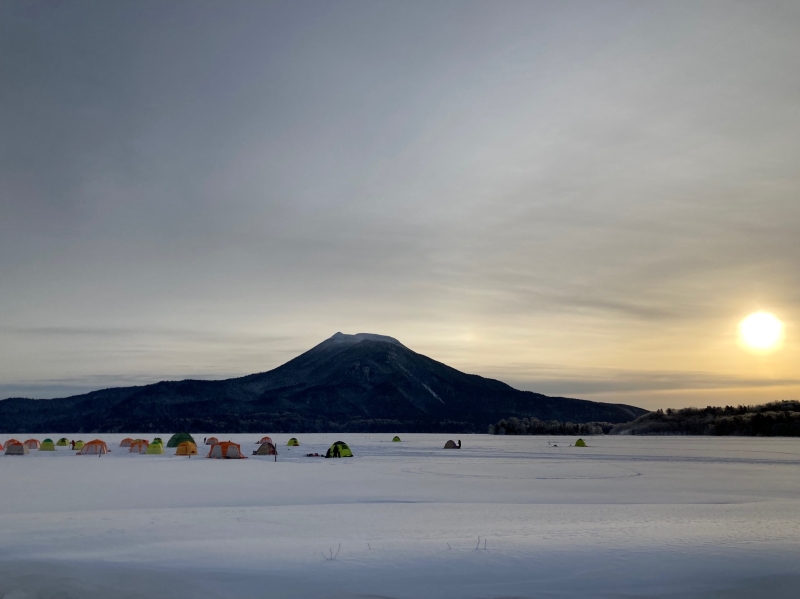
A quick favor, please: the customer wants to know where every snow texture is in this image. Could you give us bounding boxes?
[1,434,799,598]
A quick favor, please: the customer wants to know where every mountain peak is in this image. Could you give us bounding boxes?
[326,332,405,348]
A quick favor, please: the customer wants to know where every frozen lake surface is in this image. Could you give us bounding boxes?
[1,434,799,598]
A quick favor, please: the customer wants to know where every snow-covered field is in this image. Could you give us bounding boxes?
[2,433,799,598]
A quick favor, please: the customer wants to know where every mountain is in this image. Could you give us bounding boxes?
[0,332,647,433]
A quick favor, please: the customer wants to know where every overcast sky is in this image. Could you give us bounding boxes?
[1,0,798,410]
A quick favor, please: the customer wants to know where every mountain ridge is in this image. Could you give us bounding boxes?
[0,332,647,433]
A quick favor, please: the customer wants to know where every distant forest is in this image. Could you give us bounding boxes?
[610,401,800,436]
[490,401,800,437]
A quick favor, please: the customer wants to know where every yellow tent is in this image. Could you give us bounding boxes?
[39,438,56,451]
[73,440,85,450]
[174,441,198,456]
[287,437,299,446]
[575,438,587,447]
[392,436,401,442]
[145,442,165,455]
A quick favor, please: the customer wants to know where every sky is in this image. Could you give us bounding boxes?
[1,0,799,410]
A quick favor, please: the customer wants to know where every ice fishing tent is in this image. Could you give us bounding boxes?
[392,436,401,442]
[174,441,198,456]
[146,441,165,455]
[574,438,587,447]
[5,442,29,455]
[287,437,299,446]
[24,439,40,450]
[129,440,149,454]
[206,437,219,445]
[40,438,56,451]
[5,438,21,448]
[443,440,461,449]
[78,440,109,455]
[73,440,85,450]
[257,436,273,445]
[167,432,195,448]
[325,440,353,458]
[119,438,134,448]
[206,441,245,459]
[253,441,277,456]
[56,438,69,446]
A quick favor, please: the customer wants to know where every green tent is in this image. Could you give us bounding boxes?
[152,437,163,444]
[146,442,165,455]
[575,438,587,447]
[325,440,353,458]
[56,438,69,446]
[287,437,299,446]
[167,432,196,448]
[73,440,85,450]
[392,436,401,442]
[39,438,56,451]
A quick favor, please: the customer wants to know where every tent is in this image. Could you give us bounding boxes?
[443,440,461,449]
[257,436,273,445]
[56,438,69,446]
[146,441,165,455]
[174,441,198,456]
[23,439,41,450]
[0,441,3,450]
[167,432,196,448]
[129,440,149,454]
[40,438,56,451]
[253,441,277,456]
[73,440,85,450]
[78,440,109,455]
[325,440,353,458]
[5,442,29,456]
[206,437,219,446]
[287,437,299,446]
[392,436,401,442]
[119,438,134,448]
[574,438,587,447]
[206,441,246,459]
[152,437,163,444]
[5,438,21,448]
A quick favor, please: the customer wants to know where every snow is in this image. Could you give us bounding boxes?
[2,434,800,598]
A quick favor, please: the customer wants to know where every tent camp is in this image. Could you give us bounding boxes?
[5,442,29,456]
[206,437,219,446]
[257,436,273,445]
[73,440,85,450]
[146,441,165,455]
[253,441,277,456]
[56,438,69,446]
[167,432,195,448]
[129,440,149,454]
[23,439,41,450]
[443,440,462,449]
[174,441,198,456]
[392,436,401,442]
[287,437,299,446]
[575,438,587,447]
[119,438,134,448]
[207,441,246,459]
[78,440,109,455]
[40,438,56,451]
[325,440,353,458]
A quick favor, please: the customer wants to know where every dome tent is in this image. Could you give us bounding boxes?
[5,442,29,455]
[206,437,219,446]
[287,437,299,446]
[257,436,273,445]
[152,438,163,444]
[119,438,134,448]
[253,441,277,456]
[24,439,40,450]
[5,438,21,448]
[78,440,109,455]
[146,441,165,455]
[39,438,56,451]
[392,436,401,442]
[206,441,246,459]
[325,440,353,458]
[73,440,85,450]
[443,440,461,449]
[56,438,69,446]
[574,438,587,447]
[167,432,196,448]
[129,440,149,454]
[174,441,198,456]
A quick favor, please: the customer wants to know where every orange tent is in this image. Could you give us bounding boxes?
[257,436,273,445]
[175,441,198,456]
[78,439,109,455]
[206,436,219,445]
[23,439,41,449]
[129,440,149,454]
[5,438,20,447]
[206,441,246,459]
[119,438,134,447]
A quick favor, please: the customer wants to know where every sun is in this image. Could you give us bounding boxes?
[738,311,784,351]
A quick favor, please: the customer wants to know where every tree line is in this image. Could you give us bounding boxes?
[488,417,615,436]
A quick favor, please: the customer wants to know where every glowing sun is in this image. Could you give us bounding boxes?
[738,311,784,351]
